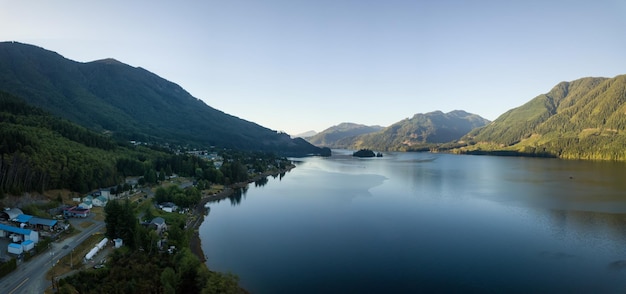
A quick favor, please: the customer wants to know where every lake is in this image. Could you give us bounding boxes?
[199,150,626,293]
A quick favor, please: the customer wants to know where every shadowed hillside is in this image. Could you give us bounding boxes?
[0,42,329,156]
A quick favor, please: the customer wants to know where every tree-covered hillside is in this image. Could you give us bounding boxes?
[0,42,328,156]
[460,75,626,160]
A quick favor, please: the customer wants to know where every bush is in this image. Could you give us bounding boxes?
[0,258,17,278]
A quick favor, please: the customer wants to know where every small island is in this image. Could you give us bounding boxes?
[352,149,383,158]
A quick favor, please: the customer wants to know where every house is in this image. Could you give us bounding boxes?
[63,206,90,218]
[92,196,108,207]
[80,195,94,209]
[149,217,167,235]
[159,202,178,213]
[100,190,111,200]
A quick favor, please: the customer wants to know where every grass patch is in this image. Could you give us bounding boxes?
[90,207,105,221]
[79,221,93,229]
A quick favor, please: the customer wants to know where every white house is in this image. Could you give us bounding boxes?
[159,202,178,213]
[100,190,111,200]
[80,195,94,208]
[92,196,108,207]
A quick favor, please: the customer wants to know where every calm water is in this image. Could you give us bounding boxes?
[200,151,626,293]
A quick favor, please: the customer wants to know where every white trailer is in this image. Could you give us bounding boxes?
[96,238,108,250]
[85,247,99,260]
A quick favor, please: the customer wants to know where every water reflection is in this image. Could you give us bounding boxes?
[207,186,250,206]
[228,186,248,206]
[254,177,268,187]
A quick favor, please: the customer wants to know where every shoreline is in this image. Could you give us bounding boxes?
[189,165,295,263]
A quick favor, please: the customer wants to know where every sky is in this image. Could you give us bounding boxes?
[1,1,625,135]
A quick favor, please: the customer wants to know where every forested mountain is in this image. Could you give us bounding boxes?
[0,42,328,156]
[306,123,384,148]
[340,110,489,151]
[460,75,626,160]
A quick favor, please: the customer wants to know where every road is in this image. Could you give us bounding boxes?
[0,217,105,294]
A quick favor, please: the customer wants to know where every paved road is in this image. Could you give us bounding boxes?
[0,218,105,294]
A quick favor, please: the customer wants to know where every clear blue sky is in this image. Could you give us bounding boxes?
[2,0,625,135]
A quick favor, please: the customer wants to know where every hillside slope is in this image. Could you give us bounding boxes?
[461,75,626,160]
[0,42,328,156]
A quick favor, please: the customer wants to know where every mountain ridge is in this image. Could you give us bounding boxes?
[333,110,490,151]
[306,122,384,148]
[0,41,329,156]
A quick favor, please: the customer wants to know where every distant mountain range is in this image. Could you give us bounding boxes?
[306,123,384,148]
[0,42,329,156]
[460,75,626,160]
[292,130,318,139]
[308,111,489,151]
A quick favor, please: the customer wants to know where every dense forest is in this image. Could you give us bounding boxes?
[0,91,124,194]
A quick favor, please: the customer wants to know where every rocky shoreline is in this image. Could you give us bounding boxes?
[189,165,295,263]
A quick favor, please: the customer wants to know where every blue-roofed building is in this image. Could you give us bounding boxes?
[0,223,39,243]
[15,214,33,224]
[28,217,58,231]
[22,239,35,251]
[8,243,23,254]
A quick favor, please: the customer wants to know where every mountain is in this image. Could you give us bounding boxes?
[306,123,384,148]
[343,110,489,151]
[0,42,329,156]
[460,75,626,160]
[291,130,317,139]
